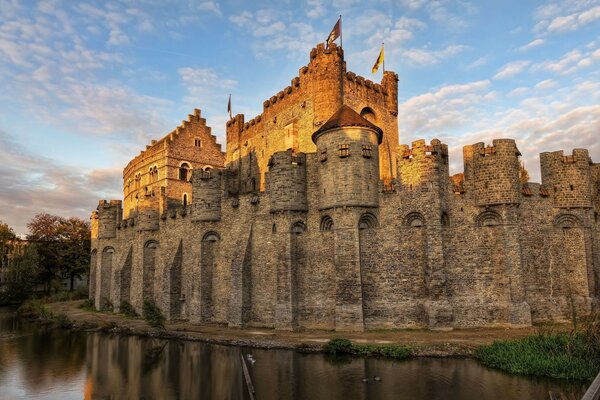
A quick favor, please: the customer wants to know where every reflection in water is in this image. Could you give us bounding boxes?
[0,308,586,400]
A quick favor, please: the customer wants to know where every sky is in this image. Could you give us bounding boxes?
[0,0,599,235]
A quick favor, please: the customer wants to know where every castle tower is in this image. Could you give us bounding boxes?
[463,139,521,206]
[309,43,344,125]
[312,105,381,210]
[96,200,122,239]
[540,149,593,209]
[398,139,449,195]
[137,190,159,231]
[191,168,223,221]
[266,150,308,213]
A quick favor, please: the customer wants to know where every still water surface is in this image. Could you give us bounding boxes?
[0,307,586,399]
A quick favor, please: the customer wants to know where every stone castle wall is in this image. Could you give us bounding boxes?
[89,44,599,331]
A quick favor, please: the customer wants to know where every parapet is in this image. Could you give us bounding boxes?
[397,139,449,192]
[191,168,223,221]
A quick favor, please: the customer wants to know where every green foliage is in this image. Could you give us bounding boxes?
[476,315,600,381]
[5,245,41,302]
[142,299,165,329]
[43,289,88,303]
[120,301,139,317]
[78,298,95,311]
[324,338,412,360]
[17,299,53,320]
[54,313,72,328]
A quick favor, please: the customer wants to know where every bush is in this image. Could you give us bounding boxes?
[324,338,412,360]
[476,330,600,381]
[54,313,72,328]
[17,299,53,320]
[78,298,95,311]
[120,301,139,317]
[142,300,165,330]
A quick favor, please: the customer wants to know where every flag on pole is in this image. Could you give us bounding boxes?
[227,94,232,118]
[326,17,341,48]
[372,44,384,74]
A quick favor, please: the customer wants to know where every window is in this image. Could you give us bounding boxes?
[183,194,188,207]
[362,145,373,158]
[149,166,158,183]
[320,149,328,162]
[194,138,202,147]
[339,144,350,158]
[179,163,190,181]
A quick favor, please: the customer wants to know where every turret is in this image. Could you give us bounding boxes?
[381,71,399,115]
[136,189,159,231]
[96,200,122,239]
[398,139,449,194]
[313,105,381,210]
[308,43,344,125]
[540,149,593,208]
[191,168,223,221]
[463,139,521,206]
[266,150,308,213]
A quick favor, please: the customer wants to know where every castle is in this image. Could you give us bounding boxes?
[90,43,600,331]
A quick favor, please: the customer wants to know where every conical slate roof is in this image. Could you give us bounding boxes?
[311,105,383,144]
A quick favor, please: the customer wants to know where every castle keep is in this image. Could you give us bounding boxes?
[90,43,600,331]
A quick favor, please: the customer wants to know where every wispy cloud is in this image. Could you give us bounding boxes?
[517,38,545,52]
[493,60,531,79]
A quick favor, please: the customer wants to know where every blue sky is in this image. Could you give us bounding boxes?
[1,0,599,234]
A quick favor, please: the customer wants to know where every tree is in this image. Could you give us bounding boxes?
[26,213,91,292]
[0,220,17,270]
[6,244,41,301]
[520,162,530,184]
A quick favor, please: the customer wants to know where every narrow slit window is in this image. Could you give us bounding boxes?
[320,149,328,162]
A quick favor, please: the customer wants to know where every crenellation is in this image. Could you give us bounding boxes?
[91,43,599,333]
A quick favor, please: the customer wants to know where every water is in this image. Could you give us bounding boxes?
[0,307,586,399]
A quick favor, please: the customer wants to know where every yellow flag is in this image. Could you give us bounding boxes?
[371,46,384,74]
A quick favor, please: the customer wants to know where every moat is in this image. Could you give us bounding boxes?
[0,308,587,399]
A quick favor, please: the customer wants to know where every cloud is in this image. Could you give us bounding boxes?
[517,38,545,52]
[533,78,556,90]
[466,57,486,69]
[197,1,222,17]
[399,78,600,181]
[531,46,598,75]
[0,130,122,235]
[534,2,600,34]
[401,44,469,66]
[493,60,531,79]
[306,0,327,19]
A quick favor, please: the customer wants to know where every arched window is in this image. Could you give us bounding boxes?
[554,214,581,229]
[404,212,425,227]
[320,215,334,232]
[475,210,502,227]
[179,163,190,181]
[149,166,158,183]
[360,107,377,124]
[202,231,220,242]
[182,193,188,207]
[358,213,378,229]
[291,221,306,234]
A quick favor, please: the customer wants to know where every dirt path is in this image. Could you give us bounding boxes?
[47,301,571,357]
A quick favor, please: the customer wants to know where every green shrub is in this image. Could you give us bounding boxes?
[324,338,353,354]
[120,301,139,317]
[78,298,95,311]
[476,332,600,381]
[142,300,165,329]
[17,299,53,320]
[54,313,72,328]
[324,338,412,360]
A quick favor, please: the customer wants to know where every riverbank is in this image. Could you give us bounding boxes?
[39,300,572,358]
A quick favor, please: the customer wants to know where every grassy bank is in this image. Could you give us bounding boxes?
[476,317,600,381]
[324,338,412,360]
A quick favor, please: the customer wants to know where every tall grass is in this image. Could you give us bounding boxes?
[476,312,600,381]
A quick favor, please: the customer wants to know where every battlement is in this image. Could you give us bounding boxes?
[463,139,521,206]
[266,150,308,213]
[96,200,122,239]
[398,139,450,193]
[540,148,593,209]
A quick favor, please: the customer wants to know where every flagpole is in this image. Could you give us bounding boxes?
[339,15,343,50]
[382,42,385,74]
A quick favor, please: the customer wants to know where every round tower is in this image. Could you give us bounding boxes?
[464,139,521,206]
[312,105,382,210]
[267,150,308,213]
[191,168,222,221]
[540,149,593,208]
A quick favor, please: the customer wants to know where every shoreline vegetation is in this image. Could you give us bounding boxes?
[12,297,600,382]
